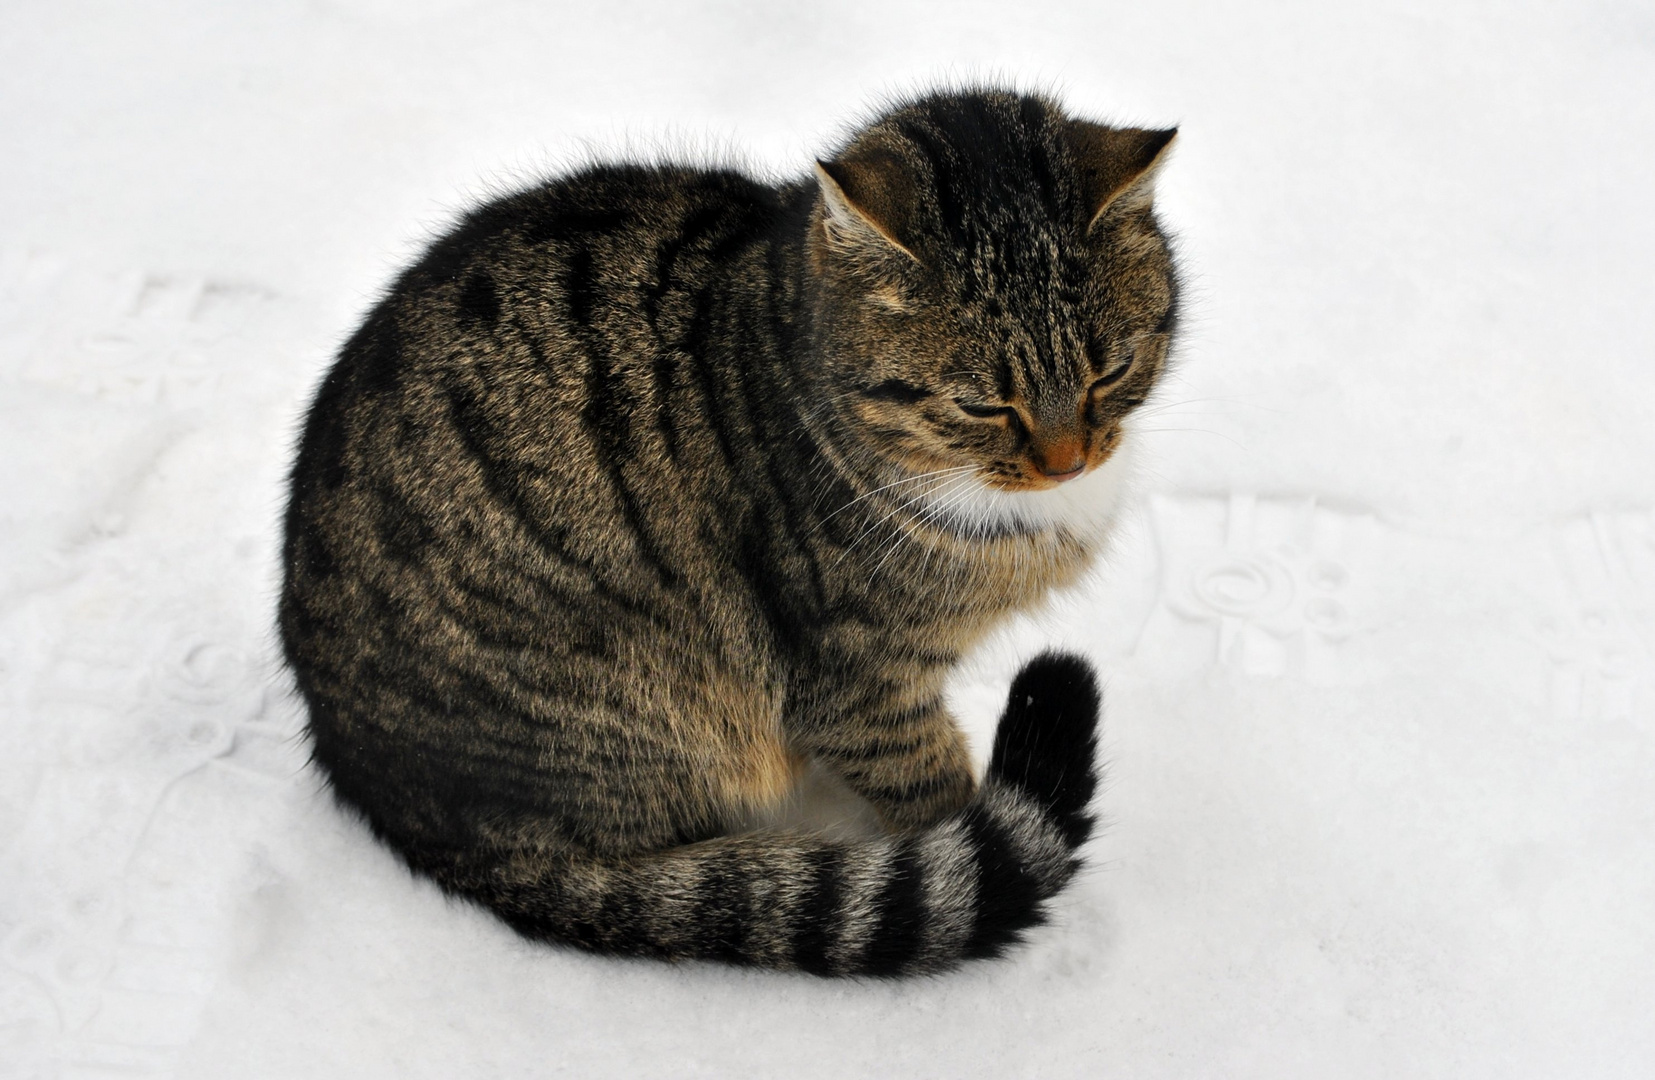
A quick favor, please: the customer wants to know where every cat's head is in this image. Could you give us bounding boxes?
[805,90,1178,527]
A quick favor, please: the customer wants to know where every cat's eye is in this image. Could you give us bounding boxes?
[956,400,1015,420]
[1090,355,1133,392]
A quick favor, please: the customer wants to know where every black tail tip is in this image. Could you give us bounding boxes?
[987,651,1102,847]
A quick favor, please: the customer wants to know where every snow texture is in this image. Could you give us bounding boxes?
[2,1,1653,1076]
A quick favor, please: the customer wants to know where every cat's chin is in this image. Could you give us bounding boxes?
[918,430,1137,539]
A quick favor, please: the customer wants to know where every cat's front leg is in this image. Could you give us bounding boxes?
[794,694,977,831]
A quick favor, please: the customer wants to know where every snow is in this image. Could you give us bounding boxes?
[2,0,1652,1076]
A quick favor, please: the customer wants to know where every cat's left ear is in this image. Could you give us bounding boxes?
[1067,123,1178,231]
[814,154,922,264]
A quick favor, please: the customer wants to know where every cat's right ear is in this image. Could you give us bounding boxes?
[815,157,921,265]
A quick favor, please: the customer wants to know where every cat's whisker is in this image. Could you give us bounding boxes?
[927,475,996,541]
[819,464,976,525]
[857,471,972,572]
[866,471,986,577]
[906,478,985,576]
[835,492,929,564]
[830,468,978,561]
[899,482,959,542]
[864,504,929,578]
[914,472,982,530]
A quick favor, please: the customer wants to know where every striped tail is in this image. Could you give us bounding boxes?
[436,652,1101,976]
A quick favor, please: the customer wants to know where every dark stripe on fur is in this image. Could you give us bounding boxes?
[440,380,671,628]
[958,802,1048,960]
[853,773,956,807]
[457,270,500,329]
[563,247,598,329]
[681,303,743,474]
[650,347,683,461]
[1020,95,1060,215]
[861,379,933,404]
[861,838,928,976]
[895,117,965,247]
[791,846,845,975]
[581,342,682,589]
[817,733,927,764]
[690,846,750,964]
[521,200,629,247]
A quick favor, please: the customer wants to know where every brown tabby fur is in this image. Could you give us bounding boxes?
[280,88,1179,974]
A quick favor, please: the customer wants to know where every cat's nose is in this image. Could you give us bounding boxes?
[1036,440,1087,482]
[1041,462,1085,483]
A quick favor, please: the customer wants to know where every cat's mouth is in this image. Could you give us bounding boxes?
[987,468,1088,494]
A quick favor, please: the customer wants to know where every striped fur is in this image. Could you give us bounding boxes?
[280,89,1177,974]
[415,654,1099,975]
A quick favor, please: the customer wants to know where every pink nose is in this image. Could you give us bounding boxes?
[1041,462,1085,482]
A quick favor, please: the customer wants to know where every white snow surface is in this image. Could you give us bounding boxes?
[3,1,1653,1076]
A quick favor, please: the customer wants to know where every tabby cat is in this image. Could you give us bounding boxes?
[280,88,1179,976]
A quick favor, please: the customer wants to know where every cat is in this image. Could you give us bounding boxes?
[280,88,1179,976]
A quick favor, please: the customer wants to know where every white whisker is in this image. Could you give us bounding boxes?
[819,464,975,525]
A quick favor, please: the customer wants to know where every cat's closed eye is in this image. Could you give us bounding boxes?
[955,400,1012,419]
[954,400,1026,433]
[1090,348,1136,392]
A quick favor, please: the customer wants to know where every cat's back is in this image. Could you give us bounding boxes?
[421,161,789,324]
[287,161,800,526]
[282,162,809,679]
[340,161,791,390]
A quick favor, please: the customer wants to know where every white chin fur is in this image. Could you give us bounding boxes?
[914,428,1137,539]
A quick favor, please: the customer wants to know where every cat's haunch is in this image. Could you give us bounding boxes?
[280,88,1177,975]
